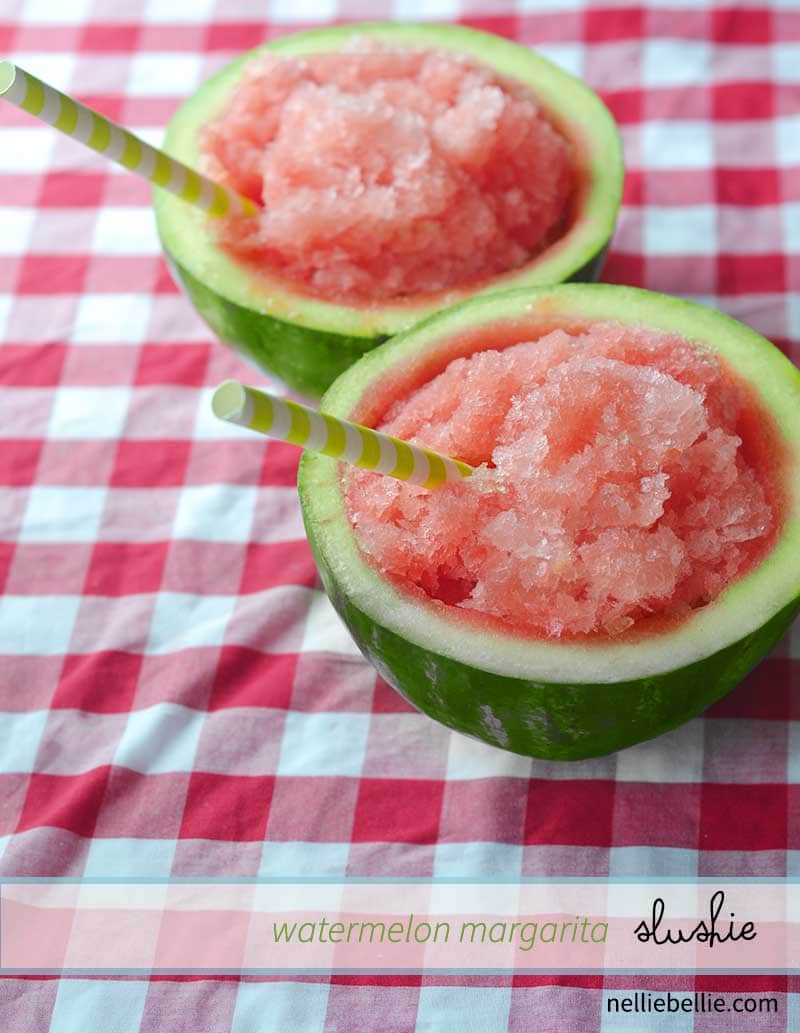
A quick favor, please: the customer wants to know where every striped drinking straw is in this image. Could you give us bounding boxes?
[212,381,474,490]
[0,60,257,219]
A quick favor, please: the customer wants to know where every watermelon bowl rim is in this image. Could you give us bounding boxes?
[153,21,624,345]
[297,284,800,759]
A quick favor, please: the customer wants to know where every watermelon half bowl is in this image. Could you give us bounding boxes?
[154,22,624,398]
[297,285,800,760]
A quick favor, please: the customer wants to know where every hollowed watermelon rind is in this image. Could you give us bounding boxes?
[298,284,800,759]
[155,22,623,397]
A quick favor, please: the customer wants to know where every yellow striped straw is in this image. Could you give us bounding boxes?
[0,60,257,219]
[212,381,474,489]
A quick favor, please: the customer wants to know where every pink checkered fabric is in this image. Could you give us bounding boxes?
[0,0,798,1029]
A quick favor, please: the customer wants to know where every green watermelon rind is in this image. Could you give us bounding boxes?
[298,284,800,759]
[322,574,797,760]
[165,254,384,399]
[154,22,623,397]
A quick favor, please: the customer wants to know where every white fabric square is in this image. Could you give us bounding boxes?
[516,0,587,7]
[232,982,329,1033]
[774,43,800,83]
[0,209,37,255]
[416,987,512,1033]
[172,484,258,543]
[0,294,11,340]
[8,53,76,91]
[257,841,350,877]
[615,719,705,783]
[434,842,524,878]
[300,590,362,657]
[642,121,713,169]
[84,837,177,877]
[146,592,236,653]
[391,0,459,18]
[445,730,532,781]
[21,0,93,22]
[49,979,149,1033]
[643,40,711,87]
[789,295,800,343]
[0,596,80,654]
[785,203,800,251]
[144,0,217,21]
[20,486,107,542]
[48,386,130,439]
[777,116,800,165]
[114,703,205,773]
[72,293,151,344]
[128,53,204,96]
[643,205,716,255]
[92,206,159,255]
[519,0,583,8]
[0,128,54,173]
[277,711,370,777]
[130,126,166,150]
[269,0,337,19]
[0,710,47,774]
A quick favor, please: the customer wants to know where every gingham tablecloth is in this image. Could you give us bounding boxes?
[1,1,799,1029]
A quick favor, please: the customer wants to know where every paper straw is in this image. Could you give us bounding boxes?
[0,60,257,218]
[212,381,474,489]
